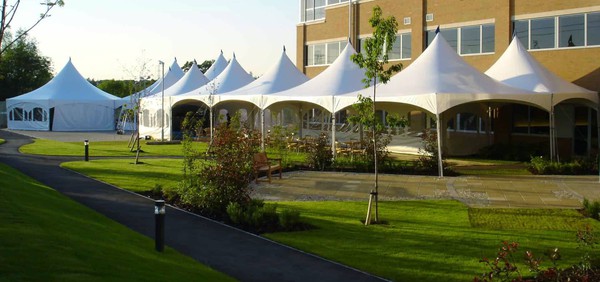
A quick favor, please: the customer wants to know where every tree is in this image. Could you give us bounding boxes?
[0,0,64,61]
[350,5,403,225]
[181,59,214,74]
[0,31,52,100]
[97,79,134,98]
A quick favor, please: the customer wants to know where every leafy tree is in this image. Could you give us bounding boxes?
[0,0,64,60]
[350,5,403,224]
[97,79,134,98]
[0,31,52,100]
[181,59,214,74]
[176,112,261,219]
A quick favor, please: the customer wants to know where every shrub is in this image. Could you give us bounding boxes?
[278,209,302,231]
[478,143,544,162]
[306,132,333,171]
[583,198,600,220]
[226,200,307,233]
[475,226,599,281]
[177,112,261,219]
[528,156,597,175]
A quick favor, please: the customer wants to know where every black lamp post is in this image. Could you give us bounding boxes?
[84,139,89,161]
[154,200,165,252]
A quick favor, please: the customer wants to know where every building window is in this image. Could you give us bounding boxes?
[457,113,478,132]
[461,26,480,54]
[531,17,555,49]
[388,33,412,60]
[588,12,600,46]
[427,24,495,55]
[512,104,549,135]
[514,12,600,49]
[559,14,584,47]
[359,33,411,60]
[305,40,347,66]
[300,0,348,22]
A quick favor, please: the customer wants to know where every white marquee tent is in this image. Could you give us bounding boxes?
[338,34,539,176]
[138,60,210,138]
[485,36,598,160]
[140,53,254,140]
[216,47,310,147]
[204,50,229,81]
[149,60,210,98]
[174,53,255,104]
[7,58,120,131]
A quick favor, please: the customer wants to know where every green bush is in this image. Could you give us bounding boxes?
[306,132,333,171]
[528,156,597,175]
[583,198,600,220]
[226,200,307,233]
[279,209,302,231]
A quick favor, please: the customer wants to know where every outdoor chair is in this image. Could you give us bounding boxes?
[253,152,282,184]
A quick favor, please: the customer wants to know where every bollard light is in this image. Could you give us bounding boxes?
[84,139,89,162]
[154,200,166,252]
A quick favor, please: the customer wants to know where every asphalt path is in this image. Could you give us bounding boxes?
[0,129,386,282]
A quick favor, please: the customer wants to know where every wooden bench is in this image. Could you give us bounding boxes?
[253,152,282,184]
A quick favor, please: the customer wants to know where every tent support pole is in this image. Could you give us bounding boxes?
[596,92,600,183]
[436,112,444,178]
[299,106,303,138]
[331,95,336,158]
[261,108,265,152]
[550,94,555,162]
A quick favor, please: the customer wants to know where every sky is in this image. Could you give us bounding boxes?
[10,0,299,80]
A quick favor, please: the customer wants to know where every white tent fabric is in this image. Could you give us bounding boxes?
[215,47,310,149]
[337,34,543,114]
[217,47,309,108]
[140,54,253,140]
[337,34,538,176]
[149,60,209,97]
[485,36,597,106]
[204,51,229,81]
[120,58,185,104]
[263,41,366,113]
[145,59,185,97]
[174,53,255,105]
[7,58,120,131]
[486,36,598,161]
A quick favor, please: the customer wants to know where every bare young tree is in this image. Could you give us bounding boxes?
[0,0,64,60]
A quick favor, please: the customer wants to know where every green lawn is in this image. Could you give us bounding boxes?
[0,138,5,145]
[61,158,185,192]
[19,138,208,157]
[60,158,599,281]
[266,201,599,281]
[0,163,233,281]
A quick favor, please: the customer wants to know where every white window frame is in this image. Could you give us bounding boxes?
[514,11,600,51]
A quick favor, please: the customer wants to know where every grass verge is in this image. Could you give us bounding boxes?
[266,201,599,281]
[0,163,233,281]
[0,138,5,145]
[19,138,207,157]
[61,158,185,193]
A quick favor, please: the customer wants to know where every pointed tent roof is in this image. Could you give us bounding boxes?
[338,34,542,114]
[204,50,228,81]
[150,60,209,97]
[146,59,185,96]
[217,47,309,107]
[175,53,254,105]
[8,58,119,105]
[263,41,365,111]
[486,36,597,106]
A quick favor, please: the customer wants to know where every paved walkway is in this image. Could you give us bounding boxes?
[0,130,385,282]
[251,171,600,208]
